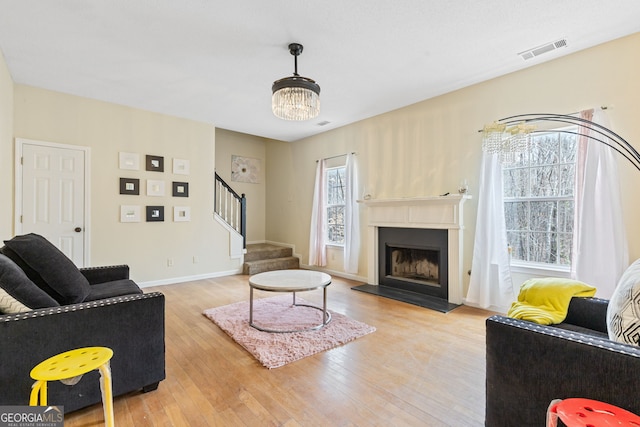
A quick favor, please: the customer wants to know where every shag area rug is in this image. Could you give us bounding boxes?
[203,295,376,369]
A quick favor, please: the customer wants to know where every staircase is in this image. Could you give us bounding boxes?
[243,243,299,275]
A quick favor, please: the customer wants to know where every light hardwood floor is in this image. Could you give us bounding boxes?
[64,274,494,426]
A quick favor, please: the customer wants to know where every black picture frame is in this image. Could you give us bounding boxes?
[172,181,189,197]
[119,177,140,195]
[146,155,164,172]
[146,206,164,222]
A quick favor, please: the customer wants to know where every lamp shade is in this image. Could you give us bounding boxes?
[272,76,321,121]
[272,43,321,121]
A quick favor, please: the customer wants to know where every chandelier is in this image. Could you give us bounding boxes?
[272,43,321,121]
[481,121,535,164]
[480,113,640,171]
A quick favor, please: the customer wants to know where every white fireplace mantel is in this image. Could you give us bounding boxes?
[359,195,471,304]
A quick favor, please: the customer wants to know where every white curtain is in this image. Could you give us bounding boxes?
[466,152,515,311]
[571,109,628,297]
[309,160,327,266]
[343,153,360,274]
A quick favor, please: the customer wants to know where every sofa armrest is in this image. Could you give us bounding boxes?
[80,264,129,284]
[0,292,165,412]
[486,315,640,427]
[564,296,609,333]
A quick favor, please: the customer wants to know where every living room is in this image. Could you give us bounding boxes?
[1,3,640,426]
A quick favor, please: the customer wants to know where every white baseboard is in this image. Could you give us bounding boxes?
[138,268,242,288]
[300,263,367,283]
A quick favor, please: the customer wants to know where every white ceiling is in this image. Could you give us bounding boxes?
[0,1,638,142]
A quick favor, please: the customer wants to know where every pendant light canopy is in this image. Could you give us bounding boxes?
[272,43,321,121]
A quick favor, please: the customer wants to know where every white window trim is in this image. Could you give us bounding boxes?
[510,260,571,278]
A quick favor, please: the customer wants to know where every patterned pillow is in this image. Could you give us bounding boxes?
[606,258,640,345]
[0,254,59,313]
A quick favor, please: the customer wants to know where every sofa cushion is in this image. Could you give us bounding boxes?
[84,279,143,302]
[2,233,90,304]
[607,258,640,346]
[0,254,59,313]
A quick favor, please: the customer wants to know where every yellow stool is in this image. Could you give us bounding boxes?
[30,347,114,427]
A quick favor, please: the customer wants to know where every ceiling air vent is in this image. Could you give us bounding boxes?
[519,39,567,60]
[317,120,331,126]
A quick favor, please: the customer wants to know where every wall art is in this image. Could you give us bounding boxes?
[119,177,140,195]
[173,158,190,175]
[173,206,191,222]
[146,154,164,172]
[231,155,260,184]
[119,152,140,170]
[172,181,189,197]
[120,205,141,223]
[146,179,165,196]
[146,206,164,222]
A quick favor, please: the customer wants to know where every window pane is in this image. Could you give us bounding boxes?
[504,201,528,231]
[529,232,557,263]
[557,200,573,233]
[530,134,559,165]
[558,232,572,265]
[560,133,577,163]
[558,164,575,197]
[529,166,559,196]
[327,206,344,244]
[503,168,529,198]
[326,168,345,205]
[529,201,556,232]
[507,231,527,262]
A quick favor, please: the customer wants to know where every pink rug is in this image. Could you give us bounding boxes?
[203,295,376,369]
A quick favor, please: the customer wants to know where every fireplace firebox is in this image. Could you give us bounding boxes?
[378,227,448,300]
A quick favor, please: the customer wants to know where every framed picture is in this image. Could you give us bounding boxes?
[120,205,141,223]
[119,177,140,195]
[231,155,261,183]
[119,152,140,170]
[146,155,164,172]
[172,181,189,197]
[173,158,190,175]
[146,206,164,222]
[146,180,165,197]
[173,206,191,222]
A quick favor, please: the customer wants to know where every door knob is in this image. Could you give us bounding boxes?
[74,227,82,232]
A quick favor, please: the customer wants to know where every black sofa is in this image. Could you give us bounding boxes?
[486,297,640,427]
[0,234,165,413]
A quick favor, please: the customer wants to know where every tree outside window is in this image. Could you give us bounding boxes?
[503,129,577,267]
[326,166,346,245]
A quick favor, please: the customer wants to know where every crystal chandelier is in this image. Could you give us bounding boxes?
[481,121,535,164]
[272,43,321,121]
[480,113,640,171]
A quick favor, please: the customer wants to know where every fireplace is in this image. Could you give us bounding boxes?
[361,195,469,304]
[379,227,448,299]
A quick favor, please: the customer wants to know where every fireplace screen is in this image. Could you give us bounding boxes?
[386,245,440,287]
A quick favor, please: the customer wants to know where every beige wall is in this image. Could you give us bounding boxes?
[0,50,14,239]
[214,128,266,243]
[265,33,640,292]
[12,85,241,284]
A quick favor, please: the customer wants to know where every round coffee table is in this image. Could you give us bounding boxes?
[249,269,332,333]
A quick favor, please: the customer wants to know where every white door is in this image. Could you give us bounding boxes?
[20,142,86,266]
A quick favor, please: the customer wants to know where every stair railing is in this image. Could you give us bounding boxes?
[214,172,246,249]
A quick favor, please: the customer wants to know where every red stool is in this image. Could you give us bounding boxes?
[547,398,640,427]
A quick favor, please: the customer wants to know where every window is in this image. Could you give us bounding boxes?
[503,128,577,267]
[326,166,346,245]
